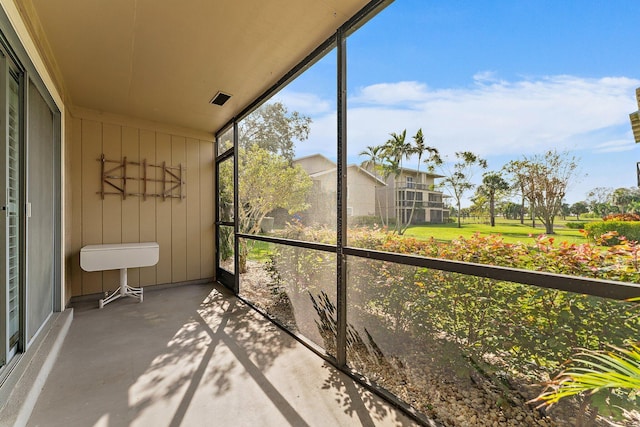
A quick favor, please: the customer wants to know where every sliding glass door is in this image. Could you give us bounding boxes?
[0,53,22,368]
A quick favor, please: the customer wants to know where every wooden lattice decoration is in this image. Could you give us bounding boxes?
[97,154,185,201]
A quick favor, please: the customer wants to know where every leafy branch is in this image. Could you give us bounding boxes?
[531,343,640,407]
[532,298,640,411]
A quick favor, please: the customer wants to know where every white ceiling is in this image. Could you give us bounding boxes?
[26,0,371,134]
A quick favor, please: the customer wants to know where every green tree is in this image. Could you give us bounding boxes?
[385,130,411,233]
[403,129,440,233]
[359,145,387,227]
[504,160,533,226]
[501,201,523,220]
[569,201,588,220]
[437,151,488,228]
[477,171,510,227]
[517,150,580,234]
[469,192,488,221]
[237,145,313,272]
[586,187,614,216]
[611,187,640,214]
[238,101,312,161]
[376,130,411,233]
[361,129,441,233]
[629,200,640,214]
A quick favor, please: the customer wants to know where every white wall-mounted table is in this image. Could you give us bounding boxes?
[80,242,159,308]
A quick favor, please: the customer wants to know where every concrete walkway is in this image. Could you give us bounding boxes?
[27,283,418,427]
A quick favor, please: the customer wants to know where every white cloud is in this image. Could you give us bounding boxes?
[294,112,337,159]
[473,70,501,83]
[273,91,333,115]
[342,75,640,163]
[350,81,430,106]
[593,138,636,153]
[283,74,640,202]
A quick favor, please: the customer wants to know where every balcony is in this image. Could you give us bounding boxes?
[225,231,640,426]
[21,256,640,427]
[26,283,415,427]
[397,182,432,191]
[396,201,444,208]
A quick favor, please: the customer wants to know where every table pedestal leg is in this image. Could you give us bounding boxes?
[99,268,144,309]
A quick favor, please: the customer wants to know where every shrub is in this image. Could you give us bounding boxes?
[349,215,380,226]
[266,222,640,421]
[580,212,600,219]
[564,221,585,229]
[603,213,640,222]
[584,221,640,245]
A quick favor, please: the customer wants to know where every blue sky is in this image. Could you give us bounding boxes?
[275,0,640,205]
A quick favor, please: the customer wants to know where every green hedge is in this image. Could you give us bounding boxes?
[584,220,640,245]
[565,221,586,229]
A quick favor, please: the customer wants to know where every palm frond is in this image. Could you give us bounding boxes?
[531,343,640,407]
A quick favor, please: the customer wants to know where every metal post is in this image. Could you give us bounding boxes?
[336,29,348,367]
[233,120,240,295]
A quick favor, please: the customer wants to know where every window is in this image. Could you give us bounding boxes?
[220,1,640,424]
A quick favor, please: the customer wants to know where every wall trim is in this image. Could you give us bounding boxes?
[68,278,215,306]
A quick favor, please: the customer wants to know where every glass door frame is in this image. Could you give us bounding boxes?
[215,123,238,293]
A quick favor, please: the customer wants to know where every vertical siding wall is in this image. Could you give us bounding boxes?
[68,111,215,298]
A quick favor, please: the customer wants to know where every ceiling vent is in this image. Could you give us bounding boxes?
[210,91,232,106]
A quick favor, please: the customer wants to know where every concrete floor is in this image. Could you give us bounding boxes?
[27,283,418,427]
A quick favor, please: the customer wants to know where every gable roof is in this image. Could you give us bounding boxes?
[293,153,336,165]
[307,164,386,186]
[348,164,387,186]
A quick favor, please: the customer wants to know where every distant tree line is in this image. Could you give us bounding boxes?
[361,128,581,234]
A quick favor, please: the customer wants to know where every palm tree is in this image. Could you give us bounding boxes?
[478,171,509,227]
[402,129,440,234]
[359,145,386,227]
[382,130,411,233]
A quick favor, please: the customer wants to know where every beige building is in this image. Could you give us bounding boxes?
[294,154,386,221]
[295,155,448,224]
[368,167,448,224]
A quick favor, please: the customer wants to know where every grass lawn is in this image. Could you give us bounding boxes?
[243,218,593,259]
[247,239,273,261]
[404,219,587,245]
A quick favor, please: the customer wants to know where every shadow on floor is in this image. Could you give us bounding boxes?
[27,283,417,427]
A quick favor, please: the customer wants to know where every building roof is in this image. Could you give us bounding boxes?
[293,153,336,164]
[305,164,386,186]
[348,164,387,186]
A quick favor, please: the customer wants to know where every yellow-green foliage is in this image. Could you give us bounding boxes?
[532,343,640,407]
[585,221,640,246]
